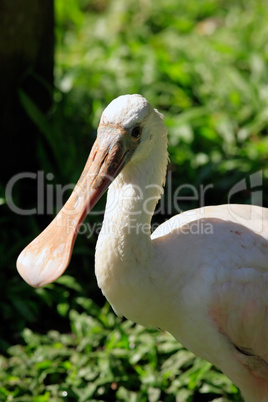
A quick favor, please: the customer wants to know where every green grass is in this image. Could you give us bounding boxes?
[1,0,268,400]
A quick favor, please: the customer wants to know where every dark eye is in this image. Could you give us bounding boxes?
[131,125,142,139]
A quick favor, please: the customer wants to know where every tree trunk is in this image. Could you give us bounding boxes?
[0,0,54,188]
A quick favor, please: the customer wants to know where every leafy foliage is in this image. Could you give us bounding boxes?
[0,299,240,401]
[1,0,268,400]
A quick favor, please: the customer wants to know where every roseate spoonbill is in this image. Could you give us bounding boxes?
[17,95,268,401]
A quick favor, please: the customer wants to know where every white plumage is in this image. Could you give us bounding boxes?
[17,95,268,401]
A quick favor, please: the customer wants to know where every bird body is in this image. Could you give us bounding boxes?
[17,95,268,401]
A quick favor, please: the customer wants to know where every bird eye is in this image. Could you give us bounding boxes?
[131,125,142,139]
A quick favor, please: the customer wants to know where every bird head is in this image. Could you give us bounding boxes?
[16,94,166,287]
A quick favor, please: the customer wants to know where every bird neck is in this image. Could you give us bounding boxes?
[95,126,169,324]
